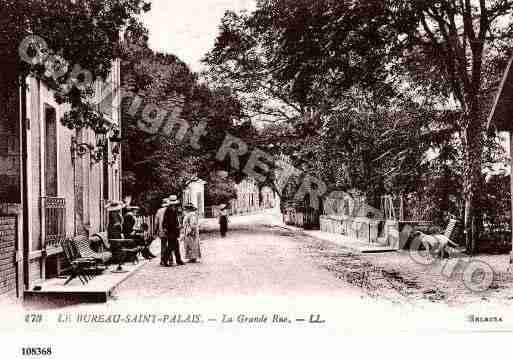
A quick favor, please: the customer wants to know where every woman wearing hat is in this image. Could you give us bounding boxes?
[218,204,229,237]
[182,203,201,263]
[106,201,125,239]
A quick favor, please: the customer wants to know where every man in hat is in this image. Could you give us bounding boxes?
[155,196,171,266]
[163,194,185,266]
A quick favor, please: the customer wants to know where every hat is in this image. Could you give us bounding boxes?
[183,202,197,211]
[167,194,180,205]
[105,201,125,211]
[125,205,140,212]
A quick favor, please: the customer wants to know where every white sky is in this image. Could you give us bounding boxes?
[142,0,256,73]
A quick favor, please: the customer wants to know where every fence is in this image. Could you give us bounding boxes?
[43,197,66,249]
[135,215,155,235]
[204,205,269,219]
[283,207,320,230]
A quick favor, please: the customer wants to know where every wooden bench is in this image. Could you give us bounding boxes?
[60,238,98,285]
[415,219,459,259]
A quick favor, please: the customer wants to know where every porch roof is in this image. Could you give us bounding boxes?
[487,55,513,131]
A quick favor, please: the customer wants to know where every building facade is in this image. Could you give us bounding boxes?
[182,179,206,218]
[230,178,261,214]
[0,60,122,297]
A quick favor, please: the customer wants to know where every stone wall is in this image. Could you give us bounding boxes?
[0,216,17,295]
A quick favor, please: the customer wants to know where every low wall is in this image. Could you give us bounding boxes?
[284,210,304,227]
[205,206,269,219]
[320,215,380,243]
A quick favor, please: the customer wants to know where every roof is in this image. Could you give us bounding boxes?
[487,55,513,131]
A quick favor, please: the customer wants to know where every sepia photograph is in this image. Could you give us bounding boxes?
[1,0,513,357]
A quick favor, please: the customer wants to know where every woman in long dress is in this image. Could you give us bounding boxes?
[183,203,201,263]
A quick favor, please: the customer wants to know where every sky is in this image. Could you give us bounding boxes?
[141,0,256,73]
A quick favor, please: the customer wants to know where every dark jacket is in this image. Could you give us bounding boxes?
[163,206,181,238]
[108,222,123,239]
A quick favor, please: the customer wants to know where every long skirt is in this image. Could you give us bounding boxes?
[184,233,201,260]
[219,216,228,236]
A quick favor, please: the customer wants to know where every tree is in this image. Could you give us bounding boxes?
[393,0,513,253]
[120,36,250,212]
[206,0,513,253]
[1,0,150,133]
[204,1,419,210]
[205,172,237,206]
[204,1,413,123]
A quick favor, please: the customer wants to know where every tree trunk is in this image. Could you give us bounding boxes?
[463,103,485,255]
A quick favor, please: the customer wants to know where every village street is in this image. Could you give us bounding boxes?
[109,212,513,308]
[9,211,513,337]
[115,213,363,299]
[15,211,513,316]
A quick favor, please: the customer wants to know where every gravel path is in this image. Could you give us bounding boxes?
[115,218,363,299]
[114,213,513,307]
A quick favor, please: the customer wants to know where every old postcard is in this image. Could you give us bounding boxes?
[1,0,513,357]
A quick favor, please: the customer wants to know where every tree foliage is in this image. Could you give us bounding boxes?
[205,0,513,252]
[205,172,237,206]
[120,35,251,213]
[1,0,150,131]
[205,1,416,122]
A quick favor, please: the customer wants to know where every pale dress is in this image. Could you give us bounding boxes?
[183,211,201,260]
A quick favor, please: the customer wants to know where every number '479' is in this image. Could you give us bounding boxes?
[25,314,42,323]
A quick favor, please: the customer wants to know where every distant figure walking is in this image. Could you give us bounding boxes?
[219,204,229,237]
[183,203,201,263]
[163,195,185,266]
[155,197,170,266]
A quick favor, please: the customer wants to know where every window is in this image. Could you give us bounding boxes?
[44,105,57,197]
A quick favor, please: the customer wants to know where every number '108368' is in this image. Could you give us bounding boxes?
[21,347,52,356]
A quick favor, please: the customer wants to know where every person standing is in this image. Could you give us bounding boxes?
[106,201,125,239]
[163,195,185,266]
[106,201,128,264]
[219,204,229,237]
[183,203,201,263]
[155,197,170,266]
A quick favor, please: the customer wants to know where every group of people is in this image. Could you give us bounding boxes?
[106,194,230,267]
[154,194,202,267]
[107,202,156,260]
